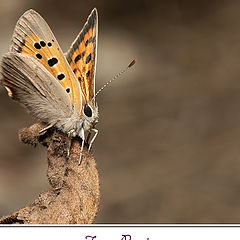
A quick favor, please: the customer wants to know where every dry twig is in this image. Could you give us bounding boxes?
[0,123,100,224]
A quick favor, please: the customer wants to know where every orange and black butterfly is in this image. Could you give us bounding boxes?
[1,9,99,164]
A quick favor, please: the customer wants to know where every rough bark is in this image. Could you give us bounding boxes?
[0,123,100,224]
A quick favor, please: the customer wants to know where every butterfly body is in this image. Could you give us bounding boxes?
[1,9,99,164]
[55,103,99,138]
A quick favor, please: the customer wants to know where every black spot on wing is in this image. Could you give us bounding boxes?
[78,77,82,82]
[48,42,52,47]
[34,43,41,49]
[40,41,46,47]
[48,57,58,67]
[57,73,65,80]
[82,51,86,58]
[86,70,90,77]
[88,37,93,43]
[66,88,71,93]
[73,68,77,74]
[36,53,42,59]
[74,54,81,63]
[86,53,91,64]
[85,37,93,49]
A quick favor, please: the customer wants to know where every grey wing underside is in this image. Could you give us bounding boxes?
[1,52,73,125]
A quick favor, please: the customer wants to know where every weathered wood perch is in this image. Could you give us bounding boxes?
[0,123,100,224]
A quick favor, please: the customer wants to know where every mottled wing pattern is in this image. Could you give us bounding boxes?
[9,9,82,111]
[66,8,98,105]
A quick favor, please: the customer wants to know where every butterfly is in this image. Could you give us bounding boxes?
[0,8,99,165]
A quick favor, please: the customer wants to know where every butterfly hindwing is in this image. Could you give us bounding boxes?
[1,52,73,124]
[66,8,98,106]
[9,9,82,112]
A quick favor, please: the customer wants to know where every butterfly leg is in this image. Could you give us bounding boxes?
[39,123,55,134]
[88,128,98,152]
[86,132,92,145]
[79,128,85,165]
[67,130,74,158]
[67,140,71,158]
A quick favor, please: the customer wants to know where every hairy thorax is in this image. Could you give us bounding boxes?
[56,105,99,138]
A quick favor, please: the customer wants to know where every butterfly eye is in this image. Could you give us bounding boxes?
[84,104,92,118]
[66,88,71,93]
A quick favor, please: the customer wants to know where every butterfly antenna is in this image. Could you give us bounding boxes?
[93,59,136,101]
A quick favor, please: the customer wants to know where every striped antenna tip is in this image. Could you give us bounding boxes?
[128,59,136,68]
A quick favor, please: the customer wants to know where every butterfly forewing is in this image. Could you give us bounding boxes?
[10,9,82,112]
[66,8,98,106]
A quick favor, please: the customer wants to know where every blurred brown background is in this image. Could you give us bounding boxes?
[1,0,240,223]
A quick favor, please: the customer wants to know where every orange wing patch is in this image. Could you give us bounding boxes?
[8,9,82,111]
[17,35,78,102]
[66,8,97,104]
